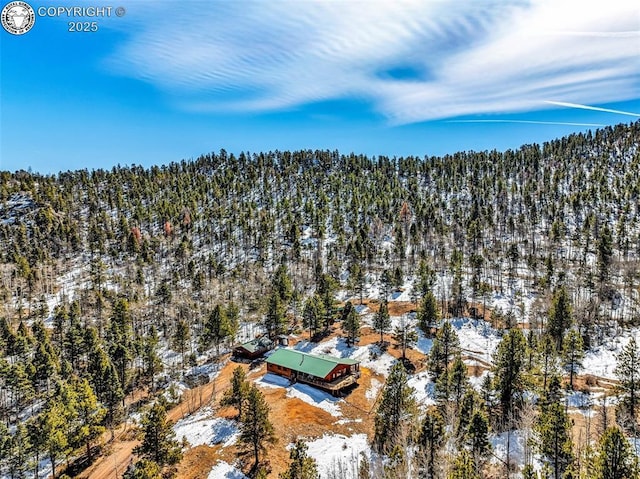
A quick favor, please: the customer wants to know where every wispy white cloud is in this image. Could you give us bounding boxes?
[544,101,640,117]
[107,0,640,124]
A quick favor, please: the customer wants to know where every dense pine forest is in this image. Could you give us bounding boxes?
[1,121,640,479]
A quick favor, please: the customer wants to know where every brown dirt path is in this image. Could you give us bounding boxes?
[77,440,138,479]
[78,357,241,479]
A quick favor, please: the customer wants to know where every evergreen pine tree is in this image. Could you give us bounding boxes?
[141,327,163,391]
[448,450,480,479]
[272,263,294,304]
[0,422,9,473]
[615,337,640,432]
[371,300,390,346]
[597,224,613,285]
[42,400,72,479]
[380,269,393,302]
[279,440,319,479]
[535,377,574,479]
[342,301,361,346]
[522,464,538,479]
[302,294,323,340]
[492,328,527,427]
[448,354,468,406]
[71,377,106,462]
[202,304,232,355]
[264,292,286,339]
[240,385,276,472]
[548,286,572,350]
[123,459,163,479]
[593,427,636,479]
[418,408,444,479]
[134,401,182,467]
[561,329,584,390]
[466,410,491,471]
[373,362,416,453]
[418,290,439,334]
[88,344,124,429]
[172,319,190,369]
[220,366,250,419]
[428,321,460,383]
[7,422,32,479]
[393,314,418,361]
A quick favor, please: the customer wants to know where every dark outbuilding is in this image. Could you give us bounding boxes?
[233,336,274,359]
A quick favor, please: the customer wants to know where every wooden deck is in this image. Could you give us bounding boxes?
[295,371,361,393]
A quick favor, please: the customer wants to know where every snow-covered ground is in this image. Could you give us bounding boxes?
[257,373,344,416]
[407,372,436,408]
[581,329,640,379]
[302,433,370,479]
[207,461,247,479]
[490,430,542,473]
[366,378,382,401]
[287,383,343,417]
[415,329,433,355]
[173,407,239,448]
[450,318,502,365]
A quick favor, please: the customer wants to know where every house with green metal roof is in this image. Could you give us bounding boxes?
[265,348,360,394]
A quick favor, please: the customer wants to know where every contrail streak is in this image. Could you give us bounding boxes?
[544,101,640,117]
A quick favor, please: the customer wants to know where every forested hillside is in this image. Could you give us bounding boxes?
[1,121,640,478]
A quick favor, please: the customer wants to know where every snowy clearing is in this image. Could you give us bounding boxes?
[287,383,343,417]
[173,407,239,448]
[407,373,436,408]
[256,373,344,417]
[366,378,382,401]
[207,461,248,479]
[303,433,370,479]
[257,372,291,388]
[450,318,502,364]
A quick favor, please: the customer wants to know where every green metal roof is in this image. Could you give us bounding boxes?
[266,348,359,378]
[239,337,273,354]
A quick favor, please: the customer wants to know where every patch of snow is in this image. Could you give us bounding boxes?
[287,383,343,417]
[490,430,528,468]
[304,433,370,479]
[416,329,433,355]
[468,370,490,392]
[334,418,363,425]
[407,373,436,408]
[582,344,622,379]
[357,346,396,376]
[450,318,502,364]
[187,362,222,381]
[257,373,343,416]
[366,378,382,401]
[162,381,189,403]
[207,461,247,479]
[257,373,290,388]
[566,391,594,409]
[173,407,239,448]
[631,437,640,457]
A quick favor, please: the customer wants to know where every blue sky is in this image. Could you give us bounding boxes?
[1,0,639,174]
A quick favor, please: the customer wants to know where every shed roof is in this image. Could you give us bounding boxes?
[238,337,273,354]
[266,348,359,378]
